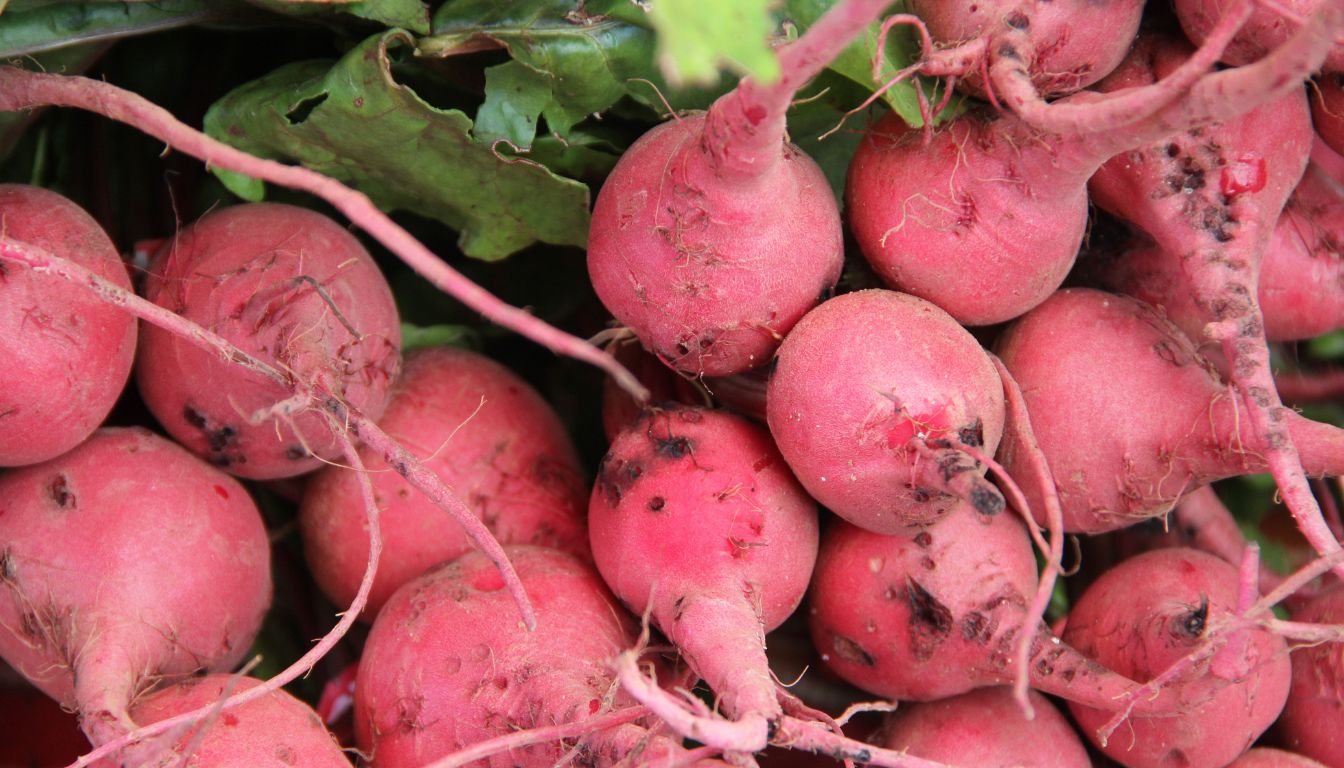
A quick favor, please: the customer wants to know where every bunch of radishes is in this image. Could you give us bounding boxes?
[3,0,1344,766]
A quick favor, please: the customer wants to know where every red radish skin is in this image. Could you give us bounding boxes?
[93,675,350,767]
[846,5,1343,326]
[1278,584,1344,767]
[0,184,135,467]
[586,0,899,377]
[589,406,818,750]
[875,686,1091,768]
[996,288,1344,534]
[1063,548,1291,768]
[808,505,1176,712]
[355,546,703,768]
[1230,749,1330,768]
[299,346,589,618]
[0,428,271,748]
[138,202,401,479]
[766,289,1006,533]
[1314,73,1344,157]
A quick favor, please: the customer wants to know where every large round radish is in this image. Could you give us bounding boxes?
[1064,548,1291,768]
[138,202,401,479]
[0,184,136,467]
[300,346,589,618]
[0,428,271,747]
[767,289,1005,533]
[355,546,699,767]
[586,0,899,376]
[1278,584,1344,767]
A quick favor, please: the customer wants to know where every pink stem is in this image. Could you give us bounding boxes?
[0,65,649,403]
[701,0,896,180]
[991,0,1253,135]
[616,652,769,753]
[420,707,650,768]
[1212,543,1259,680]
[773,716,952,768]
[1174,486,1286,593]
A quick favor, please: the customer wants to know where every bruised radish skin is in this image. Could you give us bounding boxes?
[1063,548,1291,768]
[586,0,901,377]
[355,546,703,768]
[906,0,1144,99]
[299,346,589,619]
[846,6,1343,327]
[589,406,818,747]
[97,674,349,767]
[809,506,1175,711]
[874,686,1091,768]
[138,202,401,479]
[767,289,1005,533]
[1278,584,1344,767]
[0,428,271,747]
[0,185,136,467]
[996,288,1344,534]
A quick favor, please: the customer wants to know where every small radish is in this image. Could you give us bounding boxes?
[586,0,897,376]
[0,428,271,749]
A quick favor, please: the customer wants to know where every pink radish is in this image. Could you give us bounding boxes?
[586,0,898,376]
[1278,583,1344,767]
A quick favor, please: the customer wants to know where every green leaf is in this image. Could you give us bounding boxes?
[785,0,927,126]
[244,0,431,34]
[1308,329,1344,360]
[400,322,480,351]
[648,0,778,87]
[0,0,236,58]
[203,29,593,261]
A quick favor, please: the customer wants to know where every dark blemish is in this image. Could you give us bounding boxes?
[647,496,666,512]
[1247,386,1272,408]
[1165,143,1180,158]
[912,487,932,503]
[962,611,990,643]
[208,454,235,468]
[390,459,409,477]
[970,484,1004,516]
[285,445,308,460]
[831,634,876,667]
[48,475,75,509]
[997,43,1019,60]
[767,719,779,742]
[1061,667,1077,683]
[1152,340,1188,367]
[1175,596,1209,639]
[913,531,933,548]
[1005,11,1029,29]
[906,577,953,661]
[183,406,208,429]
[1165,162,1205,194]
[921,556,936,571]
[1166,748,1192,768]
[957,419,984,448]
[19,610,40,640]
[654,435,692,459]
[624,462,643,481]
[672,595,687,623]
[595,458,623,508]
[207,426,236,453]
[284,93,328,124]
[927,438,953,450]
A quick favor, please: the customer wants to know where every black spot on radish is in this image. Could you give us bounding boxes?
[1166,748,1192,768]
[831,634,876,667]
[673,595,687,623]
[913,531,932,548]
[647,496,666,512]
[957,419,984,448]
[183,406,208,429]
[1174,596,1210,639]
[19,610,41,640]
[595,459,623,507]
[654,435,692,459]
[1005,11,1029,29]
[962,611,992,643]
[47,474,74,509]
[207,426,237,453]
[906,577,953,660]
[997,43,1020,60]
[970,484,1004,516]
[285,445,307,460]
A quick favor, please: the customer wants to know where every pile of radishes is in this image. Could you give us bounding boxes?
[4,0,1344,766]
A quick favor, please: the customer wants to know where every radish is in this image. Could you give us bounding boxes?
[589,405,817,752]
[1230,749,1330,768]
[873,686,1091,768]
[1063,548,1291,768]
[0,184,136,467]
[1278,583,1344,767]
[845,5,1343,326]
[1314,73,1344,157]
[586,0,897,377]
[1175,0,1344,72]
[354,545,706,767]
[97,674,350,767]
[138,202,401,479]
[766,289,1006,533]
[0,428,271,749]
[300,345,589,618]
[995,288,1344,534]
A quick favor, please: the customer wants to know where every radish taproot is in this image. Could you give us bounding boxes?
[300,345,589,618]
[0,184,136,467]
[0,428,271,749]
[586,0,899,377]
[138,202,401,479]
[766,289,1005,533]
